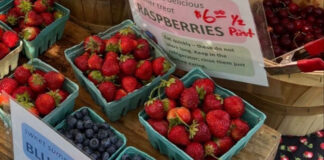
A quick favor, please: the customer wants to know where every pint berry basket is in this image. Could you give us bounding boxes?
[65,19,176,121]
[138,68,266,160]
[0,0,70,59]
[115,146,155,160]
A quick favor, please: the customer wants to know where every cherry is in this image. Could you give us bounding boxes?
[269,17,280,25]
[304,5,315,14]
[294,20,305,30]
[285,22,295,32]
[307,16,316,24]
[304,33,315,42]
[279,9,289,18]
[272,0,282,7]
[274,25,285,34]
[314,7,324,17]
[265,8,275,18]
[273,45,283,56]
[263,0,273,7]
[316,19,324,26]
[314,27,322,34]
[302,24,312,33]
[288,3,299,13]
[280,35,292,46]
[281,18,290,25]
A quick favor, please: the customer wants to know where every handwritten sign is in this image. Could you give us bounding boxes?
[129,0,269,86]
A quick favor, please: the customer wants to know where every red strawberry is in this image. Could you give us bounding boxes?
[25,11,43,26]
[114,89,127,100]
[41,12,54,26]
[204,141,220,158]
[21,27,39,41]
[180,87,199,110]
[185,142,204,160]
[161,98,176,112]
[35,93,55,115]
[115,27,136,39]
[206,110,230,138]
[74,52,90,72]
[88,70,104,85]
[0,14,6,23]
[134,38,150,60]
[152,57,170,76]
[28,73,46,93]
[0,43,10,59]
[48,89,68,105]
[192,78,215,100]
[203,94,223,112]
[101,61,119,77]
[189,121,211,142]
[14,0,30,7]
[135,60,153,80]
[98,82,116,102]
[33,0,47,13]
[320,142,324,150]
[44,71,65,90]
[316,130,324,138]
[84,35,105,53]
[104,37,119,52]
[144,99,165,120]
[300,137,308,144]
[215,136,234,155]
[147,119,168,137]
[0,94,9,107]
[167,107,191,125]
[164,78,184,100]
[18,19,28,30]
[6,10,19,26]
[121,76,138,93]
[119,36,137,54]
[104,51,119,64]
[192,108,205,122]
[119,55,137,75]
[230,119,249,141]
[27,107,39,116]
[280,155,289,160]
[224,96,245,118]
[57,89,68,103]
[16,0,32,15]
[303,151,313,159]
[12,86,35,102]
[0,78,18,94]
[34,69,45,76]
[288,145,297,152]
[14,64,34,84]
[88,54,103,70]
[2,31,19,48]
[168,125,190,146]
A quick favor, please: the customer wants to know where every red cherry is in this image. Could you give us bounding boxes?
[294,20,305,30]
[269,17,280,25]
[280,35,292,46]
[304,33,315,42]
[307,16,316,24]
[263,0,273,7]
[302,25,312,33]
[274,25,285,34]
[279,9,289,18]
[314,7,324,17]
[288,3,299,13]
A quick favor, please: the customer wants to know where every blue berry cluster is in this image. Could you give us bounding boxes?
[58,108,123,160]
[121,153,147,160]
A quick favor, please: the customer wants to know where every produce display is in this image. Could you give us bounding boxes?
[144,77,250,160]
[0,0,63,41]
[73,27,171,102]
[57,108,124,160]
[0,63,69,116]
[0,27,19,59]
[263,0,324,57]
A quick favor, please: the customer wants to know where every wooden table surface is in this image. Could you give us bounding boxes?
[0,21,281,160]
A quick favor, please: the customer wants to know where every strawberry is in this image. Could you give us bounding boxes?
[203,94,223,112]
[224,96,245,118]
[2,31,19,48]
[34,69,46,76]
[21,27,40,41]
[33,0,47,13]
[287,145,297,152]
[320,142,324,150]
[14,64,34,84]
[316,131,324,138]
[25,11,43,26]
[164,78,184,100]
[84,35,105,53]
[135,60,153,80]
[104,51,119,64]
[144,99,165,120]
[41,12,54,26]
[280,155,289,160]
[101,61,119,77]
[88,70,104,85]
[88,53,103,70]
[152,57,170,76]
[134,38,150,60]
[74,52,90,72]
[44,71,65,90]
[185,142,204,160]
[12,86,35,102]
[189,121,211,142]
[204,141,220,158]
[303,151,313,159]
[0,14,6,23]
[192,108,205,122]
[121,76,138,93]
[230,119,249,141]
[0,78,18,94]
[167,107,191,126]
[167,125,190,146]
[6,10,19,26]
[215,136,234,155]
[192,78,215,100]
[18,19,28,30]
[16,0,32,15]
[180,87,199,110]
[206,110,230,138]
[114,89,127,100]
[0,94,9,107]
[0,43,10,59]
[27,107,39,116]
[48,89,68,105]
[115,27,136,39]
[98,82,116,102]
[161,98,176,112]
[119,36,138,54]
[119,55,137,75]
[57,89,69,103]
[104,37,119,52]
[35,93,55,115]
[147,119,168,137]
[53,10,63,20]
[28,73,46,93]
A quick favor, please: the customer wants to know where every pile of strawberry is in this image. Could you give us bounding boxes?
[74,27,171,102]
[0,0,63,41]
[144,78,250,160]
[0,63,69,116]
[0,27,19,60]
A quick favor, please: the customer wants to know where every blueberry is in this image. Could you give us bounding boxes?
[75,143,83,150]
[121,154,131,160]
[98,145,105,152]
[84,119,93,129]
[74,133,84,143]
[92,133,98,138]
[70,129,79,136]
[98,129,108,139]
[85,129,94,138]
[74,111,83,119]
[83,115,91,121]
[115,139,123,148]
[107,145,116,155]
[64,131,73,139]
[94,151,101,158]
[81,108,89,116]
[83,138,90,146]
[102,152,110,160]
[66,116,77,129]
[106,129,114,137]
[110,135,118,144]
[133,155,143,160]
[90,153,98,160]
[83,146,93,155]
[100,138,111,148]
[93,124,99,132]
[89,138,100,149]
[98,123,110,130]
[76,120,84,130]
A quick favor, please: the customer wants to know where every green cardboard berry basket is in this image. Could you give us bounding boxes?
[138,67,266,160]
[64,19,176,121]
[0,1,70,59]
[0,0,10,10]
[116,146,155,160]
[55,107,127,160]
